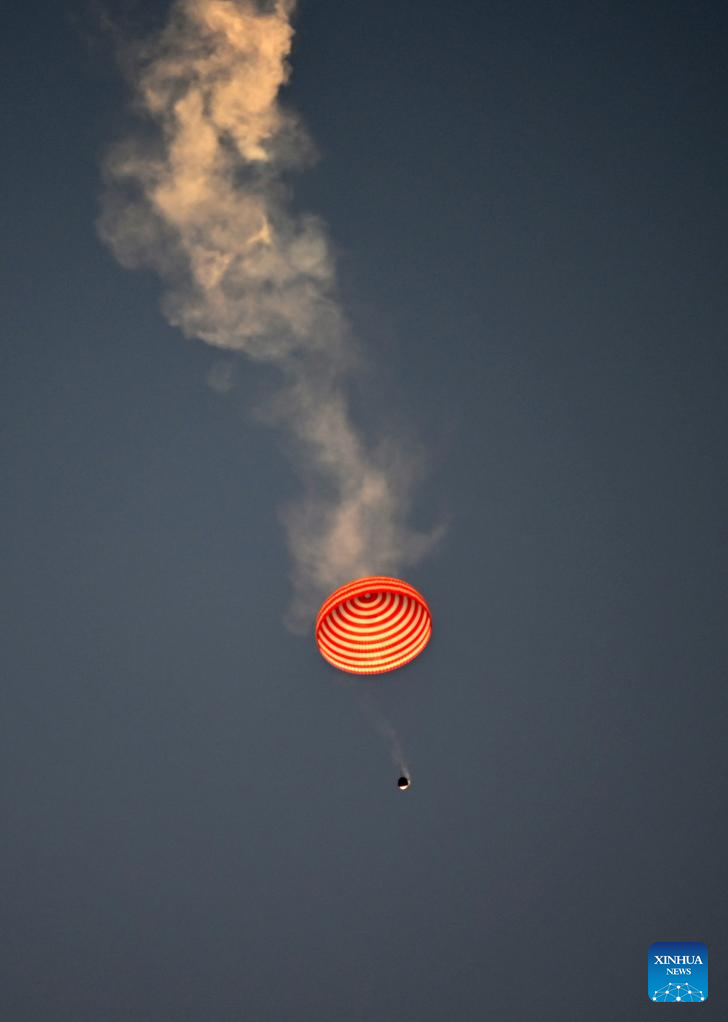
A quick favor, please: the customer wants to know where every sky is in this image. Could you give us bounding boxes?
[2,1,727,1019]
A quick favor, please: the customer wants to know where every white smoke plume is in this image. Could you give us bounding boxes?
[99,0,440,629]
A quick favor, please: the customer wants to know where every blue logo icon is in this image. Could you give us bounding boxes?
[649,942,708,1002]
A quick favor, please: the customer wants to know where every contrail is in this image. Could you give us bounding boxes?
[99,0,440,629]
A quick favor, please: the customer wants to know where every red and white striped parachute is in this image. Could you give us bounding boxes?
[315,576,432,675]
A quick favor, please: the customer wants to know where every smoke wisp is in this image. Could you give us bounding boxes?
[99,0,440,628]
[355,689,410,779]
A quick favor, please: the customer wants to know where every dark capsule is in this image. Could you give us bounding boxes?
[397,776,410,790]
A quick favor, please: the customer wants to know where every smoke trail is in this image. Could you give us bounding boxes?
[99,0,440,629]
[354,688,410,779]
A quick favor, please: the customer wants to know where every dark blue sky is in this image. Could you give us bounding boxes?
[2,2,727,1018]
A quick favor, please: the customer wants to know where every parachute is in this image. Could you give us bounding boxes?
[315,576,431,675]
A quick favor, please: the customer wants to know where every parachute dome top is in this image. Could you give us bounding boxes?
[315,576,432,675]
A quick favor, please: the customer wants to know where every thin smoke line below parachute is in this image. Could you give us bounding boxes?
[352,686,410,781]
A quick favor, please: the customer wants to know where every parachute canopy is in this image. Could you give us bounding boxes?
[315,576,432,675]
